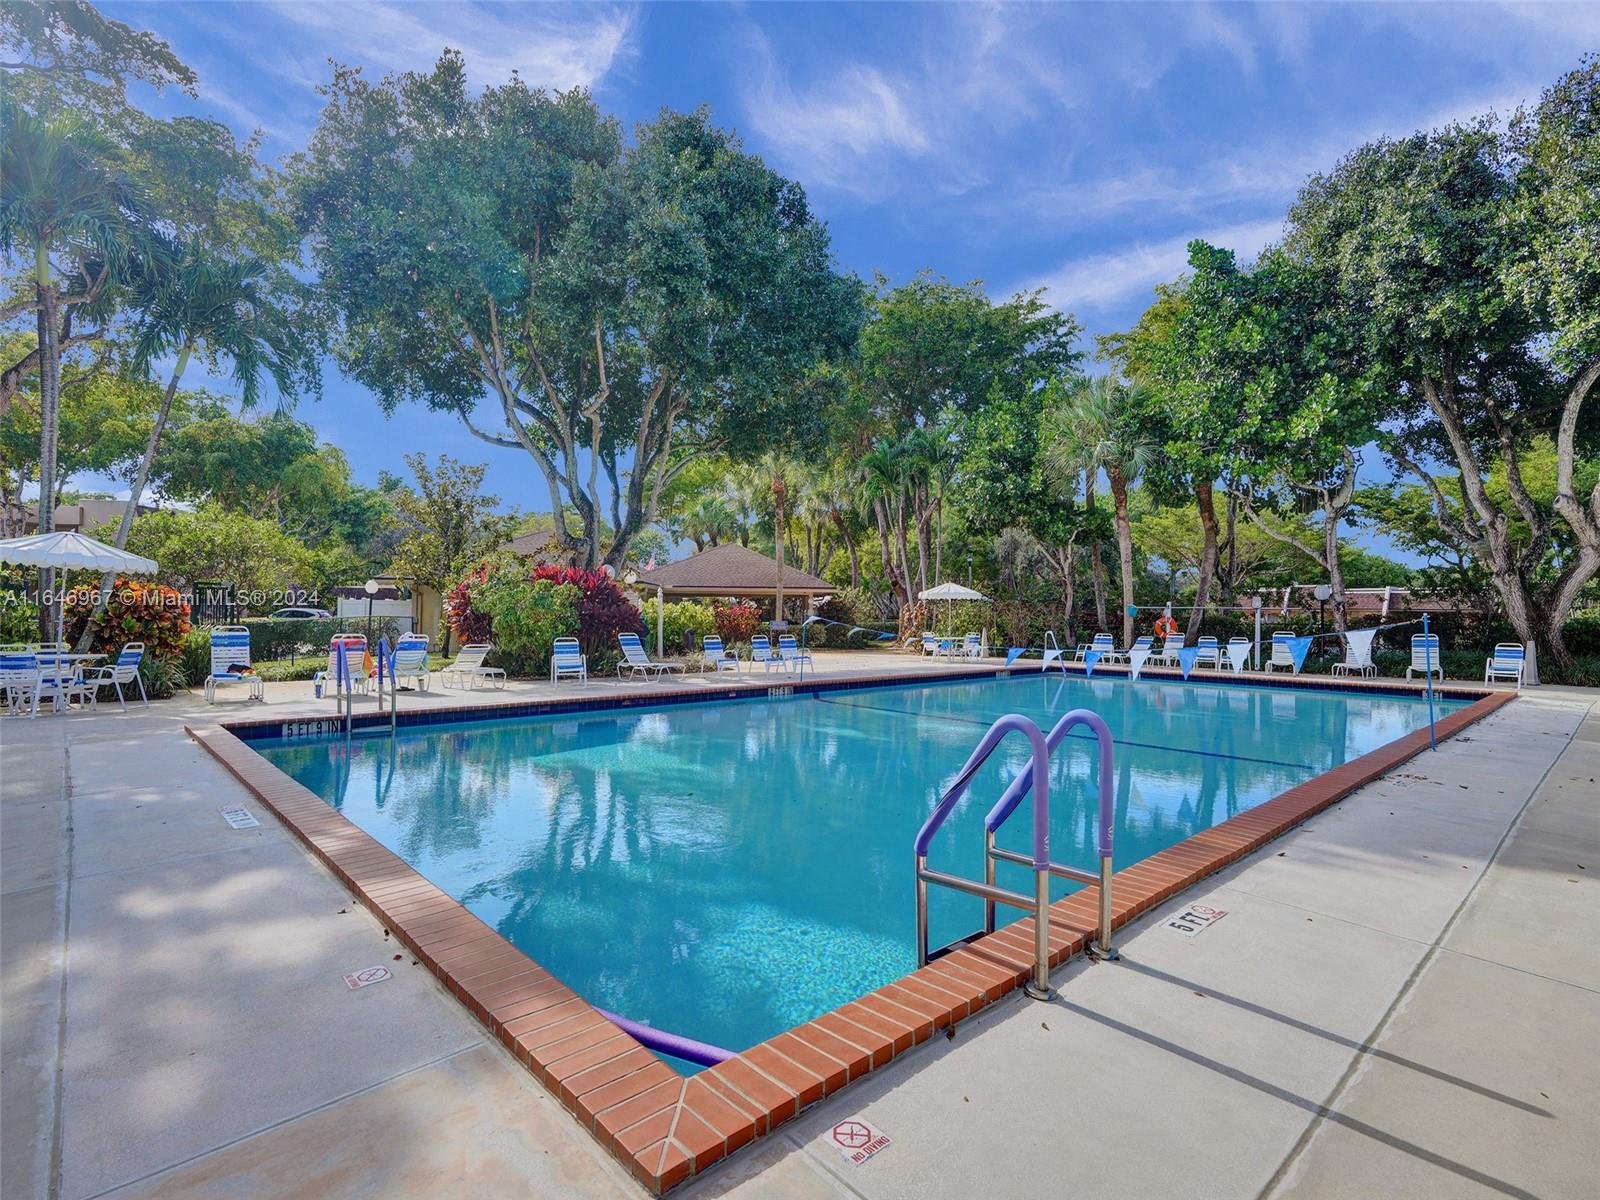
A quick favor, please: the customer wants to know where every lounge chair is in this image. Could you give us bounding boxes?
[205,626,265,703]
[1484,642,1524,688]
[777,634,814,668]
[441,643,506,690]
[1083,633,1124,664]
[1332,632,1377,678]
[387,634,431,691]
[312,634,367,696]
[618,632,684,679]
[1194,636,1221,670]
[1405,633,1443,681]
[80,642,149,710]
[551,636,587,686]
[1148,634,1182,668]
[701,635,740,674]
[958,632,983,659]
[920,633,941,657]
[1127,635,1154,658]
[750,635,787,673]
[1265,631,1298,673]
[1226,636,1252,673]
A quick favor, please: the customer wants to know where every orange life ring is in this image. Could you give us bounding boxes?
[1154,615,1179,639]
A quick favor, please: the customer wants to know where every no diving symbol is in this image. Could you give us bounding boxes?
[343,965,393,990]
[832,1121,871,1149]
[829,1116,891,1165]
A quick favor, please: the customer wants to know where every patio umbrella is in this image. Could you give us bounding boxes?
[0,531,159,643]
[917,581,990,638]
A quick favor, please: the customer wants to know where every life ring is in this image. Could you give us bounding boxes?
[1154,614,1179,639]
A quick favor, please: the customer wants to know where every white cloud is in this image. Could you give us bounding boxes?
[268,1,636,91]
[1025,217,1285,315]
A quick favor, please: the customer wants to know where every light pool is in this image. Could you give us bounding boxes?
[252,672,1462,1063]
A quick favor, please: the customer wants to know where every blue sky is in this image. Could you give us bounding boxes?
[93,1,1599,545]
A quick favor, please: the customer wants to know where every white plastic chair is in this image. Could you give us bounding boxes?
[750,636,787,673]
[778,634,814,667]
[618,632,684,678]
[1332,633,1377,678]
[80,642,149,709]
[440,643,506,690]
[1148,635,1182,667]
[701,635,740,674]
[388,634,431,691]
[1405,634,1443,681]
[205,627,264,703]
[1194,636,1221,669]
[1226,636,1252,674]
[551,636,588,686]
[1266,631,1299,673]
[1484,642,1524,688]
[0,650,42,716]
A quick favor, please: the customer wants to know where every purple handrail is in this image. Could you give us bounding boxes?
[913,713,1051,867]
[985,708,1115,859]
[598,1008,733,1067]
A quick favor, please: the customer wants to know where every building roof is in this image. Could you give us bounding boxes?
[632,543,833,597]
[10,500,155,534]
[502,529,556,556]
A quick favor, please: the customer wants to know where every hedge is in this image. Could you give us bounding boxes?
[240,616,405,662]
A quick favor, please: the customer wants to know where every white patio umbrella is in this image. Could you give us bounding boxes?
[0,531,159,643]
[917,580,990,639]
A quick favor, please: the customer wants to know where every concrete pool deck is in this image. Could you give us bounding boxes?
[3,655,1595,1199]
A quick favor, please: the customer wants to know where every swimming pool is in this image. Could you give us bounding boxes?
[253,671,1463,1064]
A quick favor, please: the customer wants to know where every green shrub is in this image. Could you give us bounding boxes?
[179,625,214,686]
[253,657,323,682]
[473,574,580,675]
[1,590,40,643]
[240,616,404,662]
[137,654,189,699]
[642,598,716,652]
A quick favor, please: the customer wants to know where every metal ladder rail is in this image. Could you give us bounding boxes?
[981,708,1118,960]
[1041,630,1066,674]
[914,713,1055,1000]
[375,636,397,735]
[334,641,353,739]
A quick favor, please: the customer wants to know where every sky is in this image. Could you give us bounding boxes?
[85,0,1600,555]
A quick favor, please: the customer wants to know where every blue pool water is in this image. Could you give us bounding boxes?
[253,672,1461,1062]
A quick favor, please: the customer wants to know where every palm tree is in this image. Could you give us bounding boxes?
[80,243,304,644]
[1,101,145,638]
[1043,376,1156,648]
[858,439,913,611]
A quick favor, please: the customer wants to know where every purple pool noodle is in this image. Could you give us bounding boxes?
[597,1008,734,1067]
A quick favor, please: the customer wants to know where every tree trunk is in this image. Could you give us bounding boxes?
[77,343,193,651]
[871,498,907,610]
[1186,480,1220,644]
[832,509,861,588]
[1109,467,1135,647]
[1084,474,1107,629]
[1323,497,1349,635]
[34,247,60,643]
[1222,490,1239,600]
[772,475,786,624]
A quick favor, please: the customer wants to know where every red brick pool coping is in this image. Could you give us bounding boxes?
[187,677,1515,1193]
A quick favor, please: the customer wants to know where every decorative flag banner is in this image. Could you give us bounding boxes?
[1288,636,1314,673]
[1084,649,1102,675]
[1129,647,1149,679]
[1007,647,1027,666]
[1178,647,1200,679]
[1227,641,1251,673]
[1344,628,1377,668]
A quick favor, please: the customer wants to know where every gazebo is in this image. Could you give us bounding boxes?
[631,543,833,654]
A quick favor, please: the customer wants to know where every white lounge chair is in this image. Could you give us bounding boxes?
[750,635,787,673]
[387,634,431,691]
[1148,634,1182,667]
[441,643,506,689]
[958,632,983,659]
[205,626,264,703]
[920,633,941,657]
[1484,642,1524,688]
[551,636,587,686]
[1265,631,1298,673]
[80,642,149,709]
[618,632,684,679]
[1194,636,1221,670]
[777,634,814,668]
[701,635,740,674]
[1083,633,1124,663]
[1333,632,1377,678]
[1405,633,1443,681]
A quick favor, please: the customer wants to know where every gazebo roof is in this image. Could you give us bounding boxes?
[633,543,833,598]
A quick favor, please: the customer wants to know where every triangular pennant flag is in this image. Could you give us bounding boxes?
[1129,647,1149,679]
[1178,647,1199,679]
[1227,641,1250,673]
[1344,628,1377,668]
[1006,647,1026,666]
[1288,636,1314,673]
[1084,648,1102,675]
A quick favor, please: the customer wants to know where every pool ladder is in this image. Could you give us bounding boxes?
[331,638,399,739]
[914,709,1117,1000]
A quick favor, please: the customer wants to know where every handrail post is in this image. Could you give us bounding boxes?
[983,828,997,934]
[915,853,929,967]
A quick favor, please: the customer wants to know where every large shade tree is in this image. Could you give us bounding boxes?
[1286,58,1600,674]
[293,52,862,571]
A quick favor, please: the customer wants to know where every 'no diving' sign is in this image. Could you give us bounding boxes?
[830,1116,891,1166]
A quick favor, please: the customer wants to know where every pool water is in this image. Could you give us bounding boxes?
[254,672,1460,1062]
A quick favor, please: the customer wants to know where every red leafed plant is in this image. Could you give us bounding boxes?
[531,564,643,658]
[444,562,495,646]
[714,601,761,645]
[64,578,191,658]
